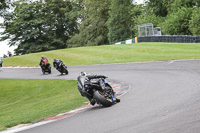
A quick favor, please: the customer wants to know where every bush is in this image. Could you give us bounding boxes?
[161,7,192,35]
[189,7,200,35]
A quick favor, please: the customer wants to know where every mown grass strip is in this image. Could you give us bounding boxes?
[0,79,87,131]
[3,43,200,67]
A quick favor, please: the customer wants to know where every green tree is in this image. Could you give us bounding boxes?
[1,0,79,54]
[161,7,192,35]
[189,7,200,35]
[130,3,163,37]
[145,0,170,17]
[130,4,143,37]
[68,0,111,47]
[0,0,6,11]
[140,0,200,36]
[166,0,200,15]
[0,0,7,16]
[0,0,10,16]
[107,0,133,44]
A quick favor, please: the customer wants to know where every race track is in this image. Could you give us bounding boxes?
[1,60,200,133]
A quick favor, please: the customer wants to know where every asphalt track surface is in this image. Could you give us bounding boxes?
[0,60,200,133]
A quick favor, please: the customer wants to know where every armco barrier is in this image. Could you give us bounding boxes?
[138,35,200,43]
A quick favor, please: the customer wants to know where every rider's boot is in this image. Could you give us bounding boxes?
[83,91,96,105]
[116,98,120,103]
[89,98,96,105]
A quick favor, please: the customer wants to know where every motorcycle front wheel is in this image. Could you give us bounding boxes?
[49,69,51,74]
[41,67,45,74]
[93,90,113,107]
[63,66,68,75]
[65,69,68,75]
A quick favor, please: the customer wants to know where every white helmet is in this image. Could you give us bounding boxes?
[80,72,87,76]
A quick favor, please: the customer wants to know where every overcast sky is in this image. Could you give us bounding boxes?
[0,0,145,57]
[134,0,145,4]
[0,17,17,58]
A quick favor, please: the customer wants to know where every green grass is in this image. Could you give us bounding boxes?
[3,43,200,67]
[0,79,87,131]
[1,43,200,130]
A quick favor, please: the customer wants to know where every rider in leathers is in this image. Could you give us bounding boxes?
[39,56,49,67]
[53,58,63,69]
[77,72,120,105]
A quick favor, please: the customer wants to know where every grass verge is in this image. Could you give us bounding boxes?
[3,43,200,67]
[0,79,87,131]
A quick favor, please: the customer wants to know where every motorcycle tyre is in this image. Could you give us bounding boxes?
[65,69,69,75]
[63,66,68,75]
[93,90,113,107]
[48,66,51,74]
[58,69,63,75]
[42,68,45,74]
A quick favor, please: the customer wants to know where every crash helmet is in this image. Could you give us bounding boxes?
[80,72,87,76]
[54,57,59,61]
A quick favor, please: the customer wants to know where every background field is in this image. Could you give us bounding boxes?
[3,43,200,67]
[0,79,87,131]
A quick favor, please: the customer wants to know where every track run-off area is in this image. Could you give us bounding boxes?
[0,59,200,133]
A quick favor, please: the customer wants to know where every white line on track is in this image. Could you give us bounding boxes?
[2,59,200,69]
[68,59,200,68]
[168,60,175,64]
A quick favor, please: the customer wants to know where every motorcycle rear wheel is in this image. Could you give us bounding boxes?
[93,90,113,107]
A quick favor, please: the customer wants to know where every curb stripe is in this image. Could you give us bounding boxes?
[44,112,75,121]
[2,67,40,68]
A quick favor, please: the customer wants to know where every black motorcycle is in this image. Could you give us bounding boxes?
[77,72,120,107]
[0,58,2,67]
[53,58,68,75]
[40,63,51,74]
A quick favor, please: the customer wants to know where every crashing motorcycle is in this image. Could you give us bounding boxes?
[53,58,68,75]
[77,72,120,107]
[40,63,51,74]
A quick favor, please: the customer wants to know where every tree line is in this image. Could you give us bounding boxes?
[0,0,200,55]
